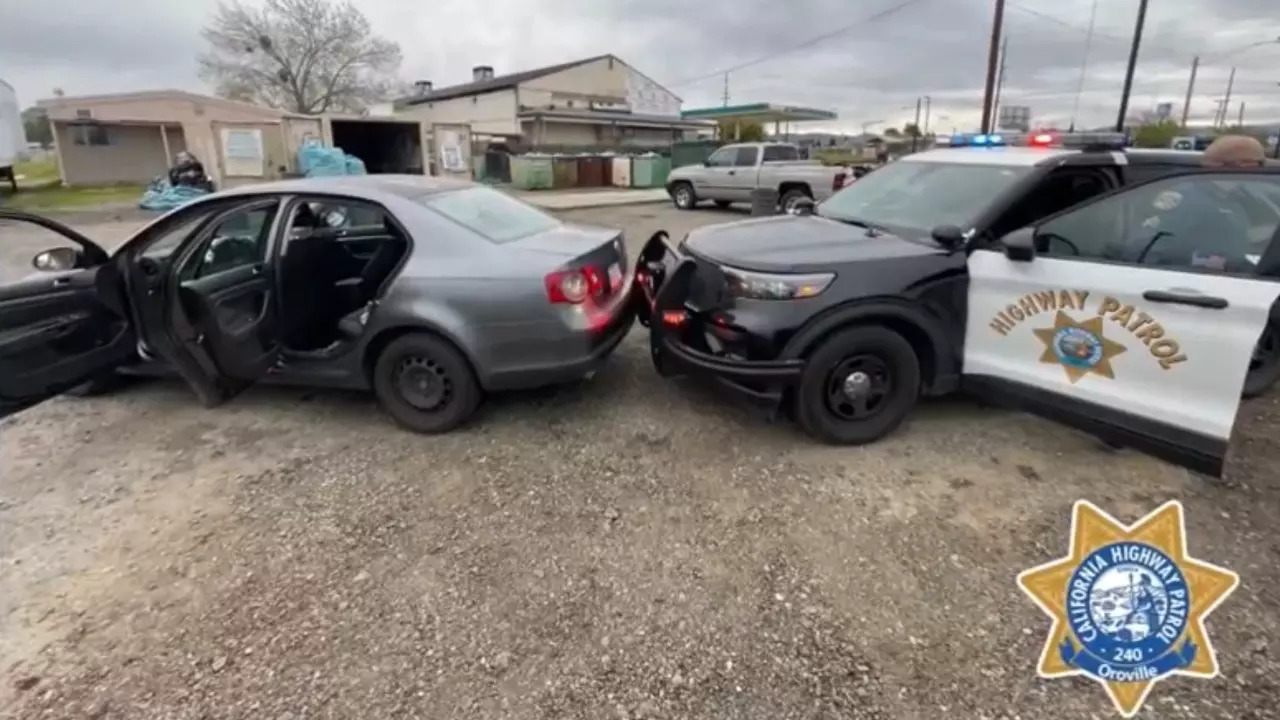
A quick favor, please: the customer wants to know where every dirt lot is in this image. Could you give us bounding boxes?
[2,202,1279,719]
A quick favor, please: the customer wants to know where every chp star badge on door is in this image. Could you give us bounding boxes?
[1017,501,1239,718]
[1033,311,1126,383]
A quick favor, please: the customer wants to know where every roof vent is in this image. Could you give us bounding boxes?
[472,65,494,82]
[413,80,433,95]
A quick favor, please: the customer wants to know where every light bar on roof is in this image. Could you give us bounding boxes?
[1059,132,1128,150]
[950,133,1008,147]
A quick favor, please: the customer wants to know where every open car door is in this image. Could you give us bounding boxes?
[140,199,286,407]
[0,210,134,416]
[962,170,1280,477]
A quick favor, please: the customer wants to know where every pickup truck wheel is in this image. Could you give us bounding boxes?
[779,188,812,214]
[670,182,697,210]
[795,326,920,445]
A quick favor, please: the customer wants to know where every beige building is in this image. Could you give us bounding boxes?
[396,54,712,149]
[38,90,434,188]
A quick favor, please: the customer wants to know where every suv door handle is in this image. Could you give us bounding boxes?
[51,277,71,287]
[1142,290,1229,309]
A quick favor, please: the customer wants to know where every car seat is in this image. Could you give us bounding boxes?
[356,219,407,302]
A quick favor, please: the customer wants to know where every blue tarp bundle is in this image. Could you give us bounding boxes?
[138,177,210,211]
[298,139,367,177]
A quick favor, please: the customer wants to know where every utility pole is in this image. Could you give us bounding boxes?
[980,0,1007,134]
[1179,56,1199,128]
[1237,101,1246,128]
[923,96,932,134]
[1070,0,1100,134]
[721,73,730,107]
[1115,0,1149,132]
[1218,67,1236,128]
[911,97,922,152]
[992,37,1008,130]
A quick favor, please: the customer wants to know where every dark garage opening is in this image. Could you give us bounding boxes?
[330,120,424,174]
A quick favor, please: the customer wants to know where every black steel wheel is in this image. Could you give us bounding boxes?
[373,332,481,433]
[795,326,920,445]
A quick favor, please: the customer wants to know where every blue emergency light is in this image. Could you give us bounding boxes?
[949,133,1007,147]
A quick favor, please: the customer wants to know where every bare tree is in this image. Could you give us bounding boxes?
[198,0,402,113]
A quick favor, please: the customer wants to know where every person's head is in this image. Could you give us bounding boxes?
[1202,135,1266,169]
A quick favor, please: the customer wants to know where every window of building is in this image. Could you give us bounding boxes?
[71,124,111,147]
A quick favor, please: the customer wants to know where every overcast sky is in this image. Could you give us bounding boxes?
[2,0,1279,134]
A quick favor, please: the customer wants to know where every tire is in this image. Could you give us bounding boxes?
[64,373,126,398]
[713,200,732,209]
[794,326,920,445]
[779,187,812,214]
[670,182,697,210]
[372,333,482,434]
[1243,321,1280,398]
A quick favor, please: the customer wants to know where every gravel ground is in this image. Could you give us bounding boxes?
[2,202,1279,719]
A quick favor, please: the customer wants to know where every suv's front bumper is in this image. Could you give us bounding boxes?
[634,232,804,412]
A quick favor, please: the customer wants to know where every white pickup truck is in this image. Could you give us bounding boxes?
[665,142,851,213]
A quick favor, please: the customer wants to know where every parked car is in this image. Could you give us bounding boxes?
[666,142,851,213]
[0,175,636,431]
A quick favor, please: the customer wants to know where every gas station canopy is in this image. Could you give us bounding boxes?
[681,103,838,124]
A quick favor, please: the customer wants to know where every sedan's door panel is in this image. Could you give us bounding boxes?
[177,263,278,376]
[0,267,136,406]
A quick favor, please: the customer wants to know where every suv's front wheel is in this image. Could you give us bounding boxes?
[794,326,920,444]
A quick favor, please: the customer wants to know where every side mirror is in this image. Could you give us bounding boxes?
[32,247,82,272]
[790,198,816,216]
[1002,226,1036,262]
[930,224,966,250]
[702,159,711,167]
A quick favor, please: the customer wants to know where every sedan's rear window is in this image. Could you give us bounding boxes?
[417,187,559,243]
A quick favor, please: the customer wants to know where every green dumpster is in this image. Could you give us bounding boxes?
[671,140,721,169]
[631,155,671,188]
[552,156,579,188]
[511,155,554,190]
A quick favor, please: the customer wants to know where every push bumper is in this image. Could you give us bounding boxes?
[635,232,804,412]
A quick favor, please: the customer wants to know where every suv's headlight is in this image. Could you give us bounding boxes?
[723,267,835,300]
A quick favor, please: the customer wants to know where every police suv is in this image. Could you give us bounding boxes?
[635,132,1280,477]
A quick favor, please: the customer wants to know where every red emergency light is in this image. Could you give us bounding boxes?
[1029,133,1056,147]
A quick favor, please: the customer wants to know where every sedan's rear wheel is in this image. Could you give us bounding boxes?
[373,333,481,433]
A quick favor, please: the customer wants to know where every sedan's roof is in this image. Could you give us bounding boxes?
[214,174,474,201]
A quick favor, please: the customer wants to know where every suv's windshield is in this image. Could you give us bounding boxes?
[418,186,560,243]
[818,160,1032,232]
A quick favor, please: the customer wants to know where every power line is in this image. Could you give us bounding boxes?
[663,0,930,89]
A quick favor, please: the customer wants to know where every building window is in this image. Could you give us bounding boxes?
[71,124,111,146]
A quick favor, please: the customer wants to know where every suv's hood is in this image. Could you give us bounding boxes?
[682,215,942,273]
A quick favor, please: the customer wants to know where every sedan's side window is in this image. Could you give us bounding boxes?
[187,204,279,279]
[1036,174,1280,274]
